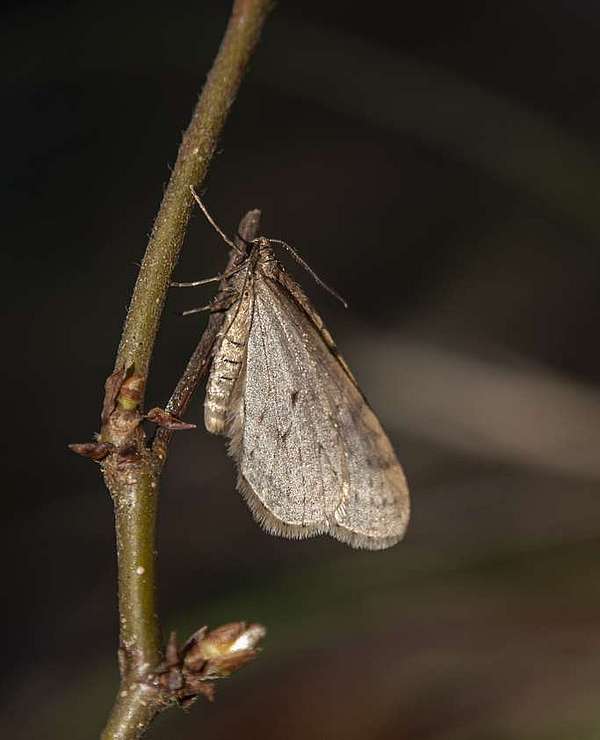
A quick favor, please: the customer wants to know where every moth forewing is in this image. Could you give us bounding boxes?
[260,258,359,387]
[328,398,410,549]
[203,240,410,550]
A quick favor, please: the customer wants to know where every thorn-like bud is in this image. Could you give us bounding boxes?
[68,441,115,461]
[145,407,196,430]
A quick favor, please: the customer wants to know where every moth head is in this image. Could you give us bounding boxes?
[252,236,277,262]
[188,188,347,308]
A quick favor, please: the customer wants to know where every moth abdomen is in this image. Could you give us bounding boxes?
[205,349,245,434]
[204,397,229,435]
[204,286,253,437]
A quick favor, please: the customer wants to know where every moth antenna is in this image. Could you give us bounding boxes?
[267,239,348,309]
[190,186,244,256]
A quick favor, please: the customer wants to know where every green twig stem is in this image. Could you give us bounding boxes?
[98,2,272,738]
[115,0,272,386]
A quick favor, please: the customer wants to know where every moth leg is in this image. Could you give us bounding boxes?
[171,263,246,288]
[181,290,239,316]
[171,275,222,288]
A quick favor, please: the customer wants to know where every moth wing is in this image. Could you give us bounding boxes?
[228,276,409,550]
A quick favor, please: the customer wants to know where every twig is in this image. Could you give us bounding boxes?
[114,0,271,386]
[83,2,273,738]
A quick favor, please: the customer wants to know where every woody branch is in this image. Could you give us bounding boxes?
[71,1,272,738]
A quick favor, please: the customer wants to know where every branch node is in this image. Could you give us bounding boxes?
[98,1,273,736]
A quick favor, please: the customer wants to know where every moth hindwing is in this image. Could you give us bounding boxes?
[204,237,410,550]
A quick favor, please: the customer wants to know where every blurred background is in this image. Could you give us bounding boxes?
[4,1,600,737]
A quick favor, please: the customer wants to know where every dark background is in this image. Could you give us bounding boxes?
[5,1,600,737]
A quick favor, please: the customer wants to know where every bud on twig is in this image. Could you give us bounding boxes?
[117,373,145,412]
[68,441,115,461]
[101,366,130,424]
[182,622,266,678]
[155,621,266,706]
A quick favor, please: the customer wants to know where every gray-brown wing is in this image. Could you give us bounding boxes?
[230,276,409,550]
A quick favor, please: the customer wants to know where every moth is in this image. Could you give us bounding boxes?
[186,193,410,550]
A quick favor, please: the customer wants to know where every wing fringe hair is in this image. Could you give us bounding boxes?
[225,356,407,550]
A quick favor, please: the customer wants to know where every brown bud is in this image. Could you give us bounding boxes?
[68,441,115,461]
[180,627,208,673]
[117,373,145,411]
[101,367,129,424]
[200,649,260,679]
[182,678,215,704]
[182,622,266,679]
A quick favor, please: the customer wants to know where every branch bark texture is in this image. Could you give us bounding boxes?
[115,0,272,386]
[96,2,272,738]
